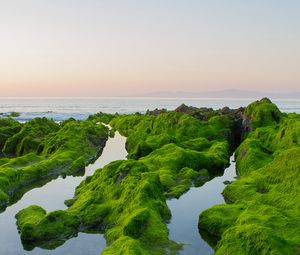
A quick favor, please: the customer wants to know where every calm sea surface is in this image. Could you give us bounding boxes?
[0,97,299,121]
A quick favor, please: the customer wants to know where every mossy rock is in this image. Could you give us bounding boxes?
[199,101,300,255]
[13,103,247,253]
[2,117,59,157]
[110,111,235,159]
[0,118,22,153]
[16,205,80,250]
[0,118,109,212]
[244,97,282,129]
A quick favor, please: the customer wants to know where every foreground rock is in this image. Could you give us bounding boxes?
[199,98,300,254]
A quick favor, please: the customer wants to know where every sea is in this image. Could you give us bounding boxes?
[0,97,299,121]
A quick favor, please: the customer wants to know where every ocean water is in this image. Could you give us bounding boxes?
[0,97,299,121]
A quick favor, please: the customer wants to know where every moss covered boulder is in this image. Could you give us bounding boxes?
[199,99,300,255]
[0,118,109,212]
[16,205,80,250]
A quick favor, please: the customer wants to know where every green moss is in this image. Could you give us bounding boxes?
[16,161,175,253]
[15,107,238,254]
[235,138,273,176]
[88,112,118,124]
[2,117,59,157]
[0,189,8,209]
[0,119,109,212]
[16,205,47,231]
[249,116,299,151]
[16,205,80,250]
[0,118,22,154]
[140,141,229,198]
[102,236,146,255]
[178,137,212,151]
[110,111,235,159]
[244,97,282,129]
[199,99,300,255]
[199,203,244,238]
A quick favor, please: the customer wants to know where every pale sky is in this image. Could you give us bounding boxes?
[0,0,299,96]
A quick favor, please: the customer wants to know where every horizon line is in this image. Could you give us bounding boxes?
[0,96,299,100]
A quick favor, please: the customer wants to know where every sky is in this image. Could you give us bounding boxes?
[0,0,299,97]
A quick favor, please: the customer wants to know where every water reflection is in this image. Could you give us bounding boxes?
[167,156,237,255]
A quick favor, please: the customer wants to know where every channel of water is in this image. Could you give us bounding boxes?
[167,156,237,255]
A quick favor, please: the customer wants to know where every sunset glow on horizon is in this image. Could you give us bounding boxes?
[0,1,299,97]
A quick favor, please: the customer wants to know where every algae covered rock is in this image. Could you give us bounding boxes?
[0,118,22,155]
[199,99,300,255]
[14,105,241,254]
[140,141,229,198]
[12,99,300,254]
[2,117,59,157]
[16,205,80,250]
[199,203,244,238]
[109,111,235,159]
[16,160,176,253]
[0,118,109,212]
[243,97,282,130]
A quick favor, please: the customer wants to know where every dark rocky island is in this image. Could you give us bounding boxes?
[0,99,298,254]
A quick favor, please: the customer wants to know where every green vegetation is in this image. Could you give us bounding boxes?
[109,111,235,159]
[88,112,117,124]
[242,97,282,130]
[16,205,80,250]
[0,118,109,211]
[0,118,22,156]
[16,108,238,254]
[199,99,300,255]
[2,117,59,157]
[17,160,179,253]
[14,99,298,255]
[90,110,236,198]
[139,141,228,198]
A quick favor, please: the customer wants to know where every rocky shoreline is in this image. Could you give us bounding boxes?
[0,98,298,254]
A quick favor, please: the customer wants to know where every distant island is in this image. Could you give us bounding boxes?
[139,89,300,99]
